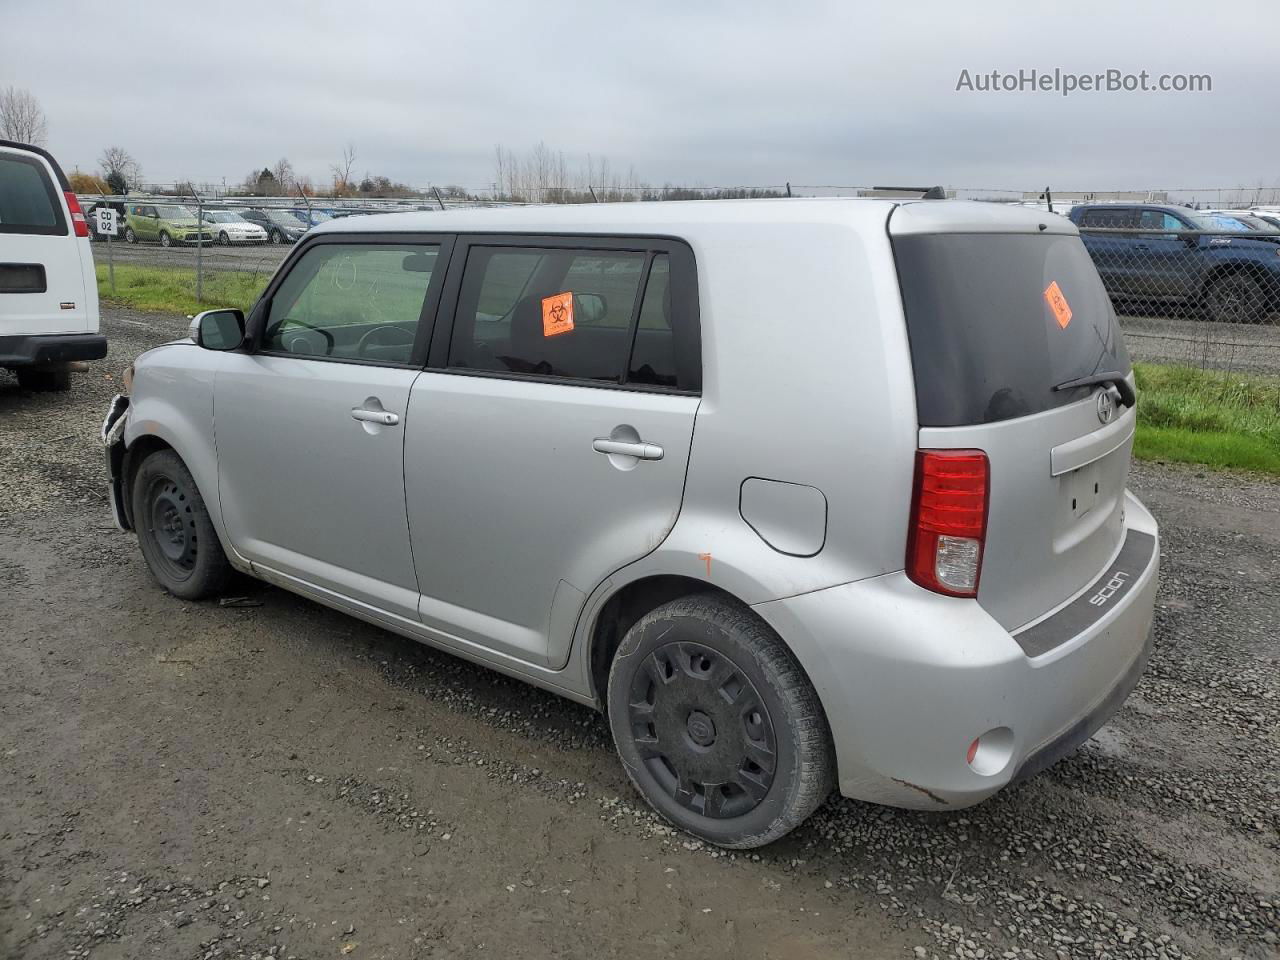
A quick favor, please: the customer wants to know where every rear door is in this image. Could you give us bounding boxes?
[890,218,1134,631]
[404,238,700,668]
[1076,206,1140,295]
[0,144,91,337]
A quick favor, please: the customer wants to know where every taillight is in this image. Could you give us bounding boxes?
[906,449,989,598]
[64,191,89,238]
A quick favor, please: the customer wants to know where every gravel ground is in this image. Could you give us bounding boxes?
[91,238,289,275]
[1,306,1276,960]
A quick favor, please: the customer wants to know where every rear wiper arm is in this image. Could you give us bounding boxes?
[1052,371,1135,407]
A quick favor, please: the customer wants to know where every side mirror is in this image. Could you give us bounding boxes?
[575,293,608,324]
[189,309,245,351]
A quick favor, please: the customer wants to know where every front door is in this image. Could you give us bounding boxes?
[215,236,450,618]
[405,240,701,667]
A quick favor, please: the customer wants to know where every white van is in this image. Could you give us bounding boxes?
[0,139,105,391]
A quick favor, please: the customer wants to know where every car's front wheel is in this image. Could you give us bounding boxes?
[270,229,283,244]
[218,231,230,245]
[607,593,834,849]
[159,231,172,248]
[131,449,231,600]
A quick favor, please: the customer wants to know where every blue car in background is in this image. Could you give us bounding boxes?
[1070,203,1280,323]
[291,208,334,227]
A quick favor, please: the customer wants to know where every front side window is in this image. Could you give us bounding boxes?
[263,243,440,364]
[448,245,691,388]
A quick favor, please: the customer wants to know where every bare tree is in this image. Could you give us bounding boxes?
[98,146,142,194]
[0,86,48,145]
[271,157,295,191]
[330,142,357,195]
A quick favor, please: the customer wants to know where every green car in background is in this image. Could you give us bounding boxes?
[123,203,216,247]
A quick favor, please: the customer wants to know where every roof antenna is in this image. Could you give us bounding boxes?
[874,185,947,200]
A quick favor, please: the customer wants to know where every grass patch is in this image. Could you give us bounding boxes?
[1133,363,1280,475]
[96,264,267,315]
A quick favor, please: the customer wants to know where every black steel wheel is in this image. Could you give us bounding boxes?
[626,640,778,819]
[608,593,834,848]
[131,449,231,600]
[219,231,230,246]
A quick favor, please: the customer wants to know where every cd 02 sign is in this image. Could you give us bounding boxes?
[95,207,118,236]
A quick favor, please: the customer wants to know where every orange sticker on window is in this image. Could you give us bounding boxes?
[1044,281,1072,329]
[542,291,575,337]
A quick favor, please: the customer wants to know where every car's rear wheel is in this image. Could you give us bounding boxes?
[124,227,136,243]
[159,231,172,248]
[607,593,834,849]
[1205,272,1264,323]
[131,449,231,600]
[16,367,71,392]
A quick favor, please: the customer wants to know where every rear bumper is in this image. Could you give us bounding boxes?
[0,333,108,367]
[754,490,1159,809]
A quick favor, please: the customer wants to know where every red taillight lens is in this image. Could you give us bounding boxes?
[906,449,989,598]
[64,191,89,238]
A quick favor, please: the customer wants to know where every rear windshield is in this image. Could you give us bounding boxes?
[893,232,1130,426]
[0,153,66,236]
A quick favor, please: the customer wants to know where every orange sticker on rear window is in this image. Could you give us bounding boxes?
[542,291,574,337]
[1044,281,1072,329]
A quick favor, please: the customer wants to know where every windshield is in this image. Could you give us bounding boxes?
[893,232,1130,426]
[268,211,305,227]
[155,205,194,219]
[1191,213,1251,231]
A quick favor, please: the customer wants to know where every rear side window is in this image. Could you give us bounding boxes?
[1078,207,1137,228]
[893,232,1130,426]
[0,154,65,236]
[448,244,696,390]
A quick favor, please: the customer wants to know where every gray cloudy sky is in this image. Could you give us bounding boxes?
[6,0,1277,194]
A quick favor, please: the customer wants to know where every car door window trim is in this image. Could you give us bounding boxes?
[249,232,455,369]
[428,233,701,395]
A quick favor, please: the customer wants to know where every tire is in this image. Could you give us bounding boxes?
[607,593,835,849]
[131,449,231,601]
[124,227,137,244]
[1204,272,1264,324]
[270,229,283,245]
[159,231,172,248]
[16,367,71,391]
[219,231,230,246]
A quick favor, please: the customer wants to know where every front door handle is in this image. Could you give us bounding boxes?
[352,407,400,426]
[592,437,663,460]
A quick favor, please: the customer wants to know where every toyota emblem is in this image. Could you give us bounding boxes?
[1096,389,1117,425]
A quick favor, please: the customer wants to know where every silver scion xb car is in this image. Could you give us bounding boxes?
[102,199,1159,848]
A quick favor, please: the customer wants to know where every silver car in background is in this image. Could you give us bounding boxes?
[102,199,1159,848]
[201,210,269,245]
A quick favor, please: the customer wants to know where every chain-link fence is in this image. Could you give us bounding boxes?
[1076,221,1280,374]
[75,192,506,306]
[72,188,1280,374]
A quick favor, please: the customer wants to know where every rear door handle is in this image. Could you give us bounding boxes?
[592,438,663,460]
[351,407,400,426]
